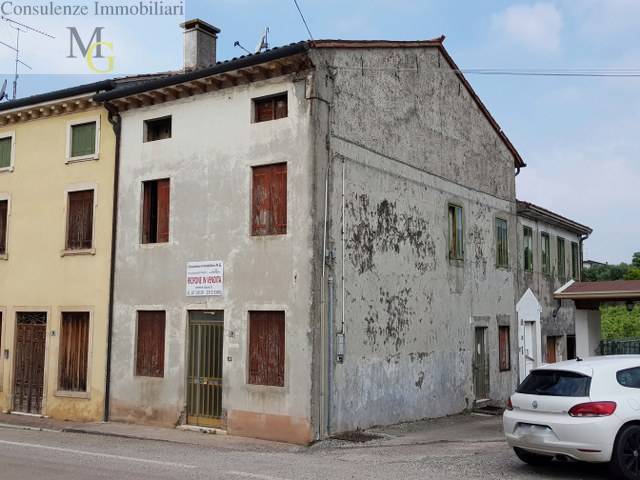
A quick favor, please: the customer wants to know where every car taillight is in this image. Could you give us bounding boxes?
[506,398,513,411]
[568,401,617,417]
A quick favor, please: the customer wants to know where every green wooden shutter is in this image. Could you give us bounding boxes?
[71,122,96,158]
[0,137,12,169]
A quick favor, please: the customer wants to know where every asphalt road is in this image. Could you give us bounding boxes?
[0,427,613,480]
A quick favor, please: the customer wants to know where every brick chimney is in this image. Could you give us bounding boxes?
[181,19,221,70]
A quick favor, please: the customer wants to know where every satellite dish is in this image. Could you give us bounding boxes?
[0,79,7,101]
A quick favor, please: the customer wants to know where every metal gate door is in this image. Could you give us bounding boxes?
[187,311,224,428]
[13,312,47,414]
[473,326,490,401]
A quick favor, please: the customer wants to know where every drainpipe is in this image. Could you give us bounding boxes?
[579,233,590,282]
[327,273,335,435]
[104,102,121,423]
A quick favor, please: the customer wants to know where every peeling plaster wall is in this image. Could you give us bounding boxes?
[311,47,519,433]
[110,75,316,443]
[516,217,581,362]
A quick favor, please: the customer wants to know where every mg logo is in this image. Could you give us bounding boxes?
[67,27,115,73]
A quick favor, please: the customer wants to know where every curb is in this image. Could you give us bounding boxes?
[0,422,60,434]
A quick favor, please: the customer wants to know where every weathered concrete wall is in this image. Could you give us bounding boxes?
[111,74,317,443]
[516,217,581,362]
[311,47,519,433]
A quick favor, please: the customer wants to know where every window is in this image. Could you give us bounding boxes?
[136,311,165,377]
[0,200,7,255]
[541,233,550,275]
[495,218,508,268]
[517,370,591,397]
[523,226,533,272]
[557,237,566,279]
[498,326,510,371]
[252,163,287,236]
[248,311,285,387]
[0,135,13,170]
[70,121,97,159]
[448,204,464,260]
[254,93,288,123]
[571,242,579,280]
[617,368,640,389]
[58,312,90,392]
[144,116,172,142]
[546,336,560,363]
[142,179,170,244]
[66,190,94,251]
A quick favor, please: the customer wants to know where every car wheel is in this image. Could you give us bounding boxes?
[514,447,553,466]
[610,424,640,480]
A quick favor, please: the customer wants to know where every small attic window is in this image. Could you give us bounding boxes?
[253,93,288,123]
[144,116,172,142]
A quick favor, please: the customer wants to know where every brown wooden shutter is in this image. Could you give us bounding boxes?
[252,167,270,235]
[498,326,510,371]
[58,312,90,392]
[66,190,94,250]
[252,164,287,236]
[248,311,285,387]
[136,311,165,377]
[157,179,170,243]
[273,164,287,234]
[0,200,7,255]
[255,99,274,123]
[142,182,152,244]
[274,96,288,119]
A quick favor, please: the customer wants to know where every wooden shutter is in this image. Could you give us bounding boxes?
[156,179,170,243]
[248,311,285,387]
[274,96,288,119]
[0,200,7,255]
[255,98,274,123]
[71,122,96,158]
[66,190,94,250]
[58,312,90,392]
[0,137,11,169]
[142,182,153,244]
[498,326,510,371]
[252,164,287,236]
[136,311,165,377]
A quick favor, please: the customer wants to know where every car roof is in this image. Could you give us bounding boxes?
[534,355,640,375]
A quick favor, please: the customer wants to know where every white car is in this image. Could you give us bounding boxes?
[504,355,640,479]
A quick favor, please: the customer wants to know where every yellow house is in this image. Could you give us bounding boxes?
[0,81,117,421]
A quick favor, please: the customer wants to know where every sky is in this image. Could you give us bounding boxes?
[1,0,638,263]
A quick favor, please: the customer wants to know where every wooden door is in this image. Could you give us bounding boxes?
[187,311,224,428]
[473,327,490,401]
[546,336,558,363]
[13,312,47,414]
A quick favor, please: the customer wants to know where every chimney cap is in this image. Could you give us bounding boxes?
[181,18,221,36]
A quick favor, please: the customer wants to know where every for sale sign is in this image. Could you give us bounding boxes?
[186,261,223,297]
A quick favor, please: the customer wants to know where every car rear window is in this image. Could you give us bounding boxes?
[517,370,591,397]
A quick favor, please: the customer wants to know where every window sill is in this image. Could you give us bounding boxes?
[66,155,99,164]
[448,257,464,267]
[0,253,7,261]
[61,248,96,257]
[0,166,14,173]
[496,264,510,271]
[54,390,90,400]
[139,242,170,249]
[246,383,286,393]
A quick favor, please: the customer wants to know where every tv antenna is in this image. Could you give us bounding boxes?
[0,15,54,100]
[255,27,269,53]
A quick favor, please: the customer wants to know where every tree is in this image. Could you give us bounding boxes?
[624,268,640,280]
[633,252,640,269]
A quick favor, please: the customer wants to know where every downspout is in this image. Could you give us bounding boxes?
[327,273,334,435]
[579,233,590,282]
[104,101,121,422]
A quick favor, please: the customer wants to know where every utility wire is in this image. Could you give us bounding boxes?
[292,0,314,42]
[330,65,640,77]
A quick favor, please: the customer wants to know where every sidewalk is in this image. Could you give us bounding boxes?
[0,412,299,452]
[0,411,505,451]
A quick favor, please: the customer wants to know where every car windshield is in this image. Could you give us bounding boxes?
[517,370,591,397]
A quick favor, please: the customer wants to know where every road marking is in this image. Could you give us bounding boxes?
[0,439,197,469]
[226,471,291,480]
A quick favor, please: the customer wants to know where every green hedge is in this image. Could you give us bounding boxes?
[602,305,640,340]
